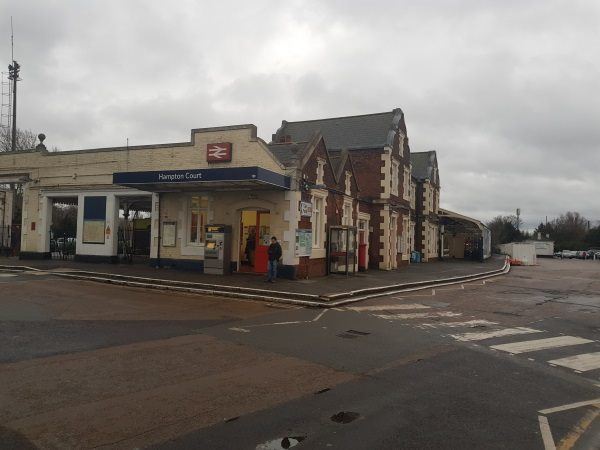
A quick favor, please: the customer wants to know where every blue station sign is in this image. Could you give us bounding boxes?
[113,166,290,190]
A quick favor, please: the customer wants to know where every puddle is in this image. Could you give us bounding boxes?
[256,436,306,449]
[337,333,359,339]
[346,330,371,336]
[330,411,360,424]
[314,388,330,395]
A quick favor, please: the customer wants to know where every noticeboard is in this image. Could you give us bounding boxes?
[162,221,177,247]
[295,229,312,257]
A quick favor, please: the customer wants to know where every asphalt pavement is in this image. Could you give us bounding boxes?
[0,258,599,449]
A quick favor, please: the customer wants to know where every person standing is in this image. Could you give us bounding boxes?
[266,236,282,283]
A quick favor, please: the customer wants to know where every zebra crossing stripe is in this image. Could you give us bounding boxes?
[348,303,431,312]
[419,320,498,329]
[547,352,600,372]
[451,327,543,342]
[374,312,462,320]
[490,336,594,354]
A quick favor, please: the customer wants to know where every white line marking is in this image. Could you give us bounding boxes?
[490,336,594,354]
[419,320,498,329]
[348,303,431,312]
[538,415,556,450]
[246,320,307,328]
[374,312,462,320]
[451,327,543,342]
[547,352,600,372]
[539,398,600,415]
[0,274,17,278]
[312,310,328,321]
[229,327,250,333]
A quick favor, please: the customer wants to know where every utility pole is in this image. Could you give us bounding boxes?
[7,60,19,152]
[516,208,521,232]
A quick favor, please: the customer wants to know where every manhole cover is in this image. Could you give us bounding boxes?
[330,411,360,424]
[256,436,306,449]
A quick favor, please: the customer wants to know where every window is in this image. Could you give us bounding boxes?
[188,196,209,244]
[316,159,326,185]
[312,195,324,248]
[342,201,353,226]
[391,160,399,196]
[345,171,352,195]
[403,167,411,201]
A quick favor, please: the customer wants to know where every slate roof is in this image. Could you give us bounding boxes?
[272,110,402,150]
[410,151,437,181]
[266,141,310,167]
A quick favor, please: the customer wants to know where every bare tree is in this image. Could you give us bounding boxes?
[0,127,37,153]
[0,127,41,224]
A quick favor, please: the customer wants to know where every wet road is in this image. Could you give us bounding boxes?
[0,259,599,449]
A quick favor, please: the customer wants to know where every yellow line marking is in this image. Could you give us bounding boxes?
[556,406,600,450]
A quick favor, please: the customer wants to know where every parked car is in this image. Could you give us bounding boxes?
[561,250,577,259]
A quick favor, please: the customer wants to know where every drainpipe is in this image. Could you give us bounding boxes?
[0,195,5,250]
[155,193,161,268]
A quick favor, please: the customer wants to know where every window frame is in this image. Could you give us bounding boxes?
[311,192,326,249]
[187,195,209,246]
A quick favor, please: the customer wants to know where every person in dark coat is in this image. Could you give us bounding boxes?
[266,236,282,282]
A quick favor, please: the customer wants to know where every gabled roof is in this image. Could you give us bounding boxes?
[272,109,405,151]
[411,151,438,182]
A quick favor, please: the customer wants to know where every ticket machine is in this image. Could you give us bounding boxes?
[204,224,232,275]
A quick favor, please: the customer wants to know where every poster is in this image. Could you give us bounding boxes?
[295,229,312,257]
[162,221,177,247]
[82,220,105,244]
[300,201,313,217]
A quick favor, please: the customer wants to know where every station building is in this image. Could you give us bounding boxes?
[0,108,490,277]
[0,123,369,278]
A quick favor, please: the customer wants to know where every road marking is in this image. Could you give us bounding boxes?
[451,327,543,342]
[419,320,498,329]
[312,310,328,321]
[348,303,431,312]
[556,407,600,450]
[539,398,600,415]
[229,327,250,333]
[374,311,462,320]
[538,415,556,450]
[547,352,600,372]
[490,336,594,354]
[0,273,17,278]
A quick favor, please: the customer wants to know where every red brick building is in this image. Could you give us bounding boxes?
[272,109,414,270]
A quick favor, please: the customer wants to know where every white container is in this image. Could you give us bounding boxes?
[498,242,537,265]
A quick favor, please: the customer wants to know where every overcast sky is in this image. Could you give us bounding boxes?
[2,0,599,229]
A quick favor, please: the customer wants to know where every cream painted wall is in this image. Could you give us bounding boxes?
[156,189,297,266]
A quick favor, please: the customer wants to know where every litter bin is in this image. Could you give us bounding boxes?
[411,251,421,263]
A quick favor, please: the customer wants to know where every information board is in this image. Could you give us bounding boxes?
[162,221,177,247]
[295,229,312,257]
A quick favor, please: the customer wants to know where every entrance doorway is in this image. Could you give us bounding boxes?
[239,210,271,273]
[50,198,78,260]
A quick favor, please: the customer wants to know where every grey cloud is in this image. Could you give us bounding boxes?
[2,0,599,227]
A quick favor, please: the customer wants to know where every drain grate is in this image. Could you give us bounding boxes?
[330,411,360,424]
